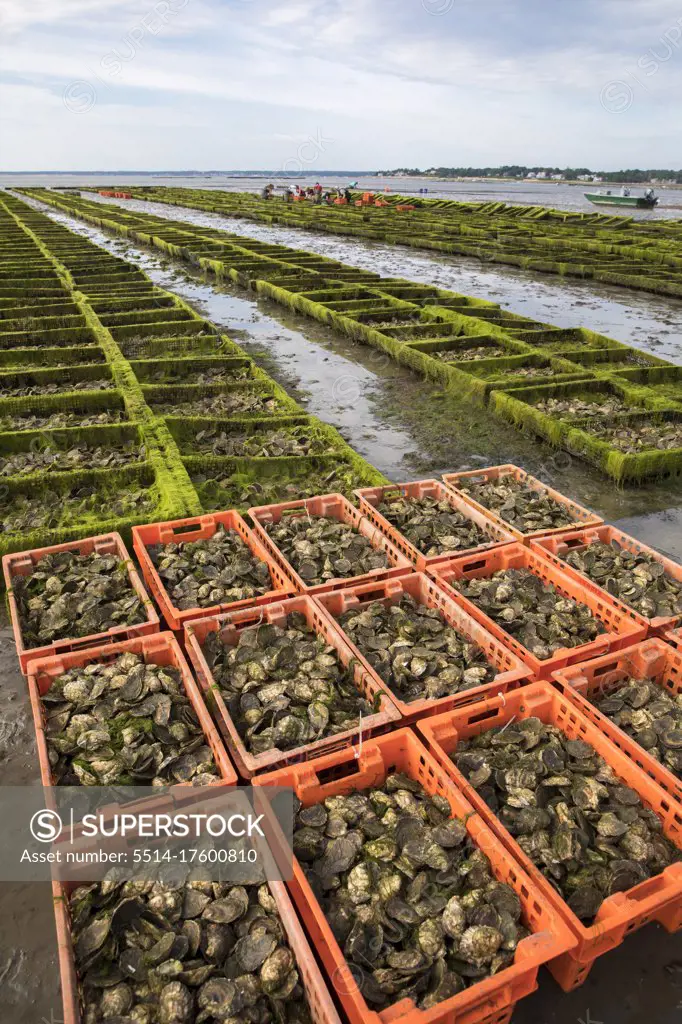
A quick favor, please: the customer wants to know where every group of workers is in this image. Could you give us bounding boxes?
[260,182,354,204]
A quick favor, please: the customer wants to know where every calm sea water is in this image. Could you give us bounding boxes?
[2,173,681,220]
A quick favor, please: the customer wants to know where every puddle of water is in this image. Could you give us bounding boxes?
[87,194,682,365]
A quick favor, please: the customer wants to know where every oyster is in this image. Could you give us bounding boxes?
[0,483,154,536]
[453,716,681,919]
[190,426,333,459]
[580,419,682,454]
[593,677,682,779]
[72,879,311,1024]
[337,594,497,703]
[14,549,146,648]
[149,526,273,611]
[563,540,682,621]
[375,495,488,557]
[436,345,507,363]
[456,475,577,533]
[0,440,144,477]
[201,612,373,755]
[451,568,606,660]
[44,651,220,786]
[191,467,361,514]
[154,391,284,418]
[0,409,126,432]
[493,365,556,380]
[263,514,389,586]
[534,396,629,419]
[0,377,113,397]
[144,364,252,385]
[295,774,527,1009]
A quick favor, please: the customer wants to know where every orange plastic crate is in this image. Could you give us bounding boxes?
[668,626,682,650]
[27,632,237,790]
[532,523,682,636]
[417,682,682,990]
[52,872,340,1024]
[314,572,533,723]
[253,729,576,1024]
[355,478,517,571]
[3,532,160,675]
[247,492,413,594]
[184,594,401,778]
[552,638,682,807]
[132,511,296,633]
[429,542,646,679]
[442,464,603,543]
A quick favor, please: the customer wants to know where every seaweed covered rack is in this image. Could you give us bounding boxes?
[88,184,682,300]
[23,187,682,483]
[0,193,384,561]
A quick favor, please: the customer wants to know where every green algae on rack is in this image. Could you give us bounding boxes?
[21,188,682,482]
[0,194,386,560]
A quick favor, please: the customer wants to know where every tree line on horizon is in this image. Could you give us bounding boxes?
[380,166,682,184]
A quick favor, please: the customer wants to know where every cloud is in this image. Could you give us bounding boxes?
[0,0,679,169]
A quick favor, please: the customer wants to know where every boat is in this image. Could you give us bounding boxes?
[584,189,658,208]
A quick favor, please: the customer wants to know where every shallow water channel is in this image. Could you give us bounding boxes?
[88,193,682,365]
[1,198,682,1024]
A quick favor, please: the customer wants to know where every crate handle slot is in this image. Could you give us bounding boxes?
[461,557,488,573]
[468,707,500,726]
[170,518,213,538]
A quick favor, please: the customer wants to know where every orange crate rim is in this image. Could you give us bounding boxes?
[354,478,517,571]
[428,542,646,680]
[442,464,603,542]
[184,594,401,779]
[132,510,296,633]
[3,532,160,675]
[417,681,682,991]
[253,728,576,1024]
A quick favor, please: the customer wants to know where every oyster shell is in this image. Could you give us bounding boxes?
[14,549,146,648]
[295,774,527,1010]
[72,880,311,1023]
[452,716,681,920]
[451,568,606,660]
[264,514,389,586]
[44,651,220,786]
[375,495,487,557]
[337,594,496,703]
[201,612,373,755]
[149,526,273,611]
[456,475,577,533]
[563,540,682,621]
[593,676,682,780]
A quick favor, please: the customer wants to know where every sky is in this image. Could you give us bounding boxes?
[0,0,681,171]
